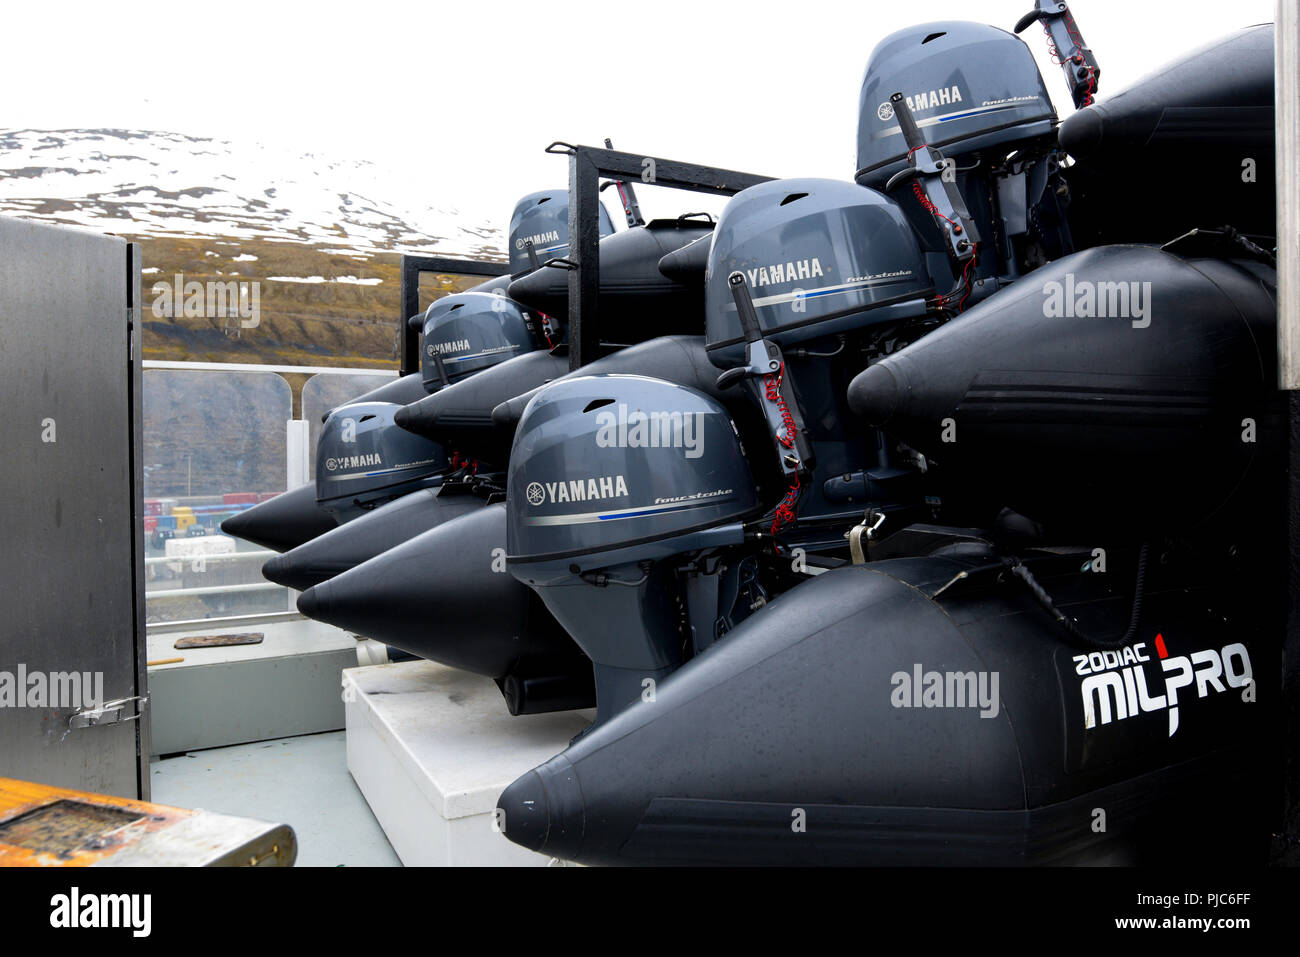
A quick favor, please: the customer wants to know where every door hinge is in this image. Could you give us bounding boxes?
[69,695,149,730]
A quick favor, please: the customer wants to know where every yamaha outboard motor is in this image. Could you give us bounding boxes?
[855,21,1071,297]
[347,282,519,413]
[405,276,511,337]
[300,336,781,699]
[226,399,453,550]
[508,188,614,275]
[855,22,1056,188]
[705,179,935,365]
[315,400,451,523]
[704,177,936,545]
[418,290,555,392]
[508,374,763,725]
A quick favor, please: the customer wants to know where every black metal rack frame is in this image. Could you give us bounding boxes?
[398,256,510,375]
[548,142,772,370]
[397,144,772,375]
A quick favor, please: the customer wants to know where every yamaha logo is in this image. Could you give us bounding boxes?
[895,85,963,114]
[526,474,629,507]
[745,257,824,289]
[877,101,894,121]
[515,230,561,250]
[428,338,471,356]
[325,453,382,472]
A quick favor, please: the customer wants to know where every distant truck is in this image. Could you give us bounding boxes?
[145,494,264,548]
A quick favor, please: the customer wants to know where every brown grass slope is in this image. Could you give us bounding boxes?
[134,233,504,367]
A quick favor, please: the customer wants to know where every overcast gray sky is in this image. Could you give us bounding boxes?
[3,0,1277,226]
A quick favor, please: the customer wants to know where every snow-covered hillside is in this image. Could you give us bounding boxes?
[0,128,502,258]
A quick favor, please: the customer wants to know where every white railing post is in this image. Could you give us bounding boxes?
[286,418,310,491]
[284,417,312,612]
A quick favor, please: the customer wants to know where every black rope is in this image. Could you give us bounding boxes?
[1011,543,1149,650]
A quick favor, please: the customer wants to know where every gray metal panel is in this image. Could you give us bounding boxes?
[0,217,145,798]
[147,650,351,756]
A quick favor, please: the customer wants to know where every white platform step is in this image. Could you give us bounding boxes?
[343,660,593,867]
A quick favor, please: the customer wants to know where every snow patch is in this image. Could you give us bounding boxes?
[0,128,506,259]
[266,274,382,286]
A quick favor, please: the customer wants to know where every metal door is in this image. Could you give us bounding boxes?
[0,217,148,799]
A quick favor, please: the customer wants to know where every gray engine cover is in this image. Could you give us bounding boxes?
[316,400,450,516]
[508,188,614,275]
[855,20,1056,188]
[506,374,758,566]
[420,290,545,389]
[705,177,932,366]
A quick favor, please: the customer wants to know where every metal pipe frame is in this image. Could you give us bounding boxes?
[398,255,510,375]
[554,143,774,370]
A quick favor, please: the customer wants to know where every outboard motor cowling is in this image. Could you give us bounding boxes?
[704,178,935,532]
[420,291,552,391]
[316,401,451,522]
[705,178,933,368]
[508,188,614,275]
[855,21,1057,190]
